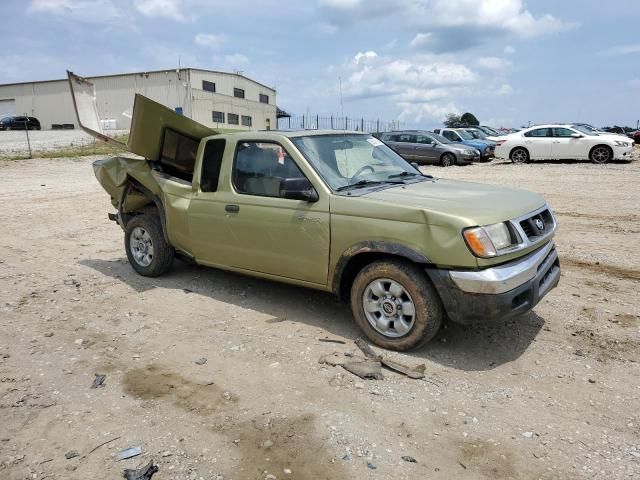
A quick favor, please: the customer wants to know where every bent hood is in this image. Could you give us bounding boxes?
[364,178,545,226]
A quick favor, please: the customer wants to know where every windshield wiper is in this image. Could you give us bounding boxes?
[336,179,403,192]
[388,171,420,179]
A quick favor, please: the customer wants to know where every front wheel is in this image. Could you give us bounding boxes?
[125,213,174,277]
[440,153,456,167]
[590,145,612,164]
[350,260,443,351]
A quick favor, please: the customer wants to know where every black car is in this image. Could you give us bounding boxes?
[0,116,41,130]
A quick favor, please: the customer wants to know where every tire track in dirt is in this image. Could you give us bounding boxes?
[562,257,640,281]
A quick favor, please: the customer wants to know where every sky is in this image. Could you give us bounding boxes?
[2,0,640,130]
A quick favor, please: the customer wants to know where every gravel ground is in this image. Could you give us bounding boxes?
[0,150,639,480]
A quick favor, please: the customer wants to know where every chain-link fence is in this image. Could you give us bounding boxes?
[277,114,400,133]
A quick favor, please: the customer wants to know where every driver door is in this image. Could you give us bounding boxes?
[414,134,438,164]
[191,140,330,285]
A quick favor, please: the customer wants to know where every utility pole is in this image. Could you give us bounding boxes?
[23,116,32,159]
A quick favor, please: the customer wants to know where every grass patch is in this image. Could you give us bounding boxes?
[0,134,130,160]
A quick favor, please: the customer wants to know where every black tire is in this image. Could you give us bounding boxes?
[589,145,612,164]
[350,259,443,351]
[510,147,529,164]
[124,213,174,277]
[440,152,456,167]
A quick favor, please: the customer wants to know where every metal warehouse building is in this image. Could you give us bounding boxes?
[0,68,277,131]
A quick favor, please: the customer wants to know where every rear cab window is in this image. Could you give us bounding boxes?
[200,139,226,192]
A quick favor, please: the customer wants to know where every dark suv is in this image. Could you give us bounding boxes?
[0,116,41,130]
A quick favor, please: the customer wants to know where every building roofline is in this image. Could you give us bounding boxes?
[0,67,276,93]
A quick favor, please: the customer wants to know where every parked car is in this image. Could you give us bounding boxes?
[602,126,627,136]
[379,130,480,166]
[630,130,640,144]
[495,124,634,164]
[0,116,41,130]
[69,71,561,351]
[433,128,496,161]
[475,125,503,137]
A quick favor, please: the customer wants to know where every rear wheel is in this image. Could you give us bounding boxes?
[590,145,612,164]
[510,147,529,164]
[440,153,456,167]
[124,213,174,277]
[350,259,443,351]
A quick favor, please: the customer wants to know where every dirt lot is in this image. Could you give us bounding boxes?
[1,152,639,480]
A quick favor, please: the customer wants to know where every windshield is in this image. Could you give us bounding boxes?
[572,125,597,136]
[291,134,422,191]
[456,130,475,140]
[467,129,488,139]
[430,132,452,144]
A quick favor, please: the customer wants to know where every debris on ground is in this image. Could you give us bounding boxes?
[90,373,106,389]
[355,338,426,379]
[65,451,79,459]
[116,446,142,461]
[401,455,417,463]
[195,357,207,365]
[319,352,383,380]
[122,461,159,480]
[86,436,121,457]
[318,337,347,344]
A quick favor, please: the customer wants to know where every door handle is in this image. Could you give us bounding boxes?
[225,204,240,213]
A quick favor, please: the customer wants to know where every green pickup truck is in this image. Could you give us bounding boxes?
[69,72,560,351]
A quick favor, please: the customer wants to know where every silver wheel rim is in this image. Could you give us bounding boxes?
[442,154,453,167]
[512,149,527,163]
[362,278,416,338]
[129,227,154,267]
[592,147,610,163]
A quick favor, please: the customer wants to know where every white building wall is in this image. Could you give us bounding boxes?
[0,68,275,131]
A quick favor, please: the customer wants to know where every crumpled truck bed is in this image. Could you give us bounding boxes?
[93,156,160,210]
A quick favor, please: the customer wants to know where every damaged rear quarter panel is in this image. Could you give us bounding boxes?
[93,157,161,209]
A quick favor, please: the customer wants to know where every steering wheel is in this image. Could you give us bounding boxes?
[349,165,374,182]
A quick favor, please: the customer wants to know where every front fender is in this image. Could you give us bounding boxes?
[331,241,430,295]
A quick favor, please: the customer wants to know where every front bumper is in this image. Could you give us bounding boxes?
[481,149,495,161]
[426,242,560,324]
[613,145,634,160]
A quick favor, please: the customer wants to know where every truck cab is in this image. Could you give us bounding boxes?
[71,71,560,351]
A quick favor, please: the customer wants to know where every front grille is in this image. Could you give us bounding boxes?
[519,209,554,242]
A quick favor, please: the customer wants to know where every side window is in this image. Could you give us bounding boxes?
[554,128,576,137]
[228,113,239,125]
[234,88,245,99]
[233,141,307,198]
[397,134,414,143]
[200,139,226,192]
[416,135,434,144]
[241,115,252,127]
[159,128,199,182]
[202,80,216,92]
[443,130,457,141]
[524,128,551,137]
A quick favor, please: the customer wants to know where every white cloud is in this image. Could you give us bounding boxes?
[397,101,460,123]
[320,0,576,49]
[495,84,513,96]
[476,56,512,71]
[223,53,249,65]
[504,45,515,54]
[603,44,640,56]
[133,0,189,22]
[194,33,226,49]
[354,51,378,65]
[409,33,432,49]
[28,0,121,22]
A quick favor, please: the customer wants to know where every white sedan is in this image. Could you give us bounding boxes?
[494,124,634,164]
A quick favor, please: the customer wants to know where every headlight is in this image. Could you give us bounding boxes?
[464,149,476,155]
[614,140,629,147]
[463,222,515,257]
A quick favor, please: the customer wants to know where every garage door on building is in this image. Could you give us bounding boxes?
[0,99,16,117]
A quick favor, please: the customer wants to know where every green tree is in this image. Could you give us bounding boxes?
[443,113,462,128]
[460,112,480,126]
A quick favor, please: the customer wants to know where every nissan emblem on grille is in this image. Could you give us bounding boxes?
[535,218,544,231]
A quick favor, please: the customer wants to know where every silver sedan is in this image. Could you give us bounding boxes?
[379,131,481,167]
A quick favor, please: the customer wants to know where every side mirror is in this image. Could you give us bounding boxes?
[571,133,582,138]
[279,177,319,202]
